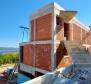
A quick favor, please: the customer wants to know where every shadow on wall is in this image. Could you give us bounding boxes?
[56,41,68,68]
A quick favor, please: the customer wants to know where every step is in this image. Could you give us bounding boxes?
[75,64,91,69]
[63,41,91,65]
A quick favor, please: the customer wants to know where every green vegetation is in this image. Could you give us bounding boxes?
[0,53,19,66]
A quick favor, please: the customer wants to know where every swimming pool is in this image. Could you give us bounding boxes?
[17,73,31,84]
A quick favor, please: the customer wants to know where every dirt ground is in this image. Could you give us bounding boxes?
[0,63,15,84]
[0,63,15,73]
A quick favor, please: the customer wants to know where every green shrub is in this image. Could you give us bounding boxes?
[0,53,19,66]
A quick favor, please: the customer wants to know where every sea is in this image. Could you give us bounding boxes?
[0,48,19,54]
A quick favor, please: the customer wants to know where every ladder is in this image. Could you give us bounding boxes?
[7,61,19,84]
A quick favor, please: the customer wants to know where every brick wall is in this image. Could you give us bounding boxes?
[56,25,64,41]
[35,14,52,41]
[68,24,73,41]
[73,24,81,43]
[22,44,52,71]
[56,17,72,41]
[86,33,91,54]
[82,29,86,43]
[86,33,91,45]
[56,17,64,41]
[30,14,51,41]
[30,20,34,41]
[23,44,33,66]
[35,44,51,71]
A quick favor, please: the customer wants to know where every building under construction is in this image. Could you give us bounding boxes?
[19,2,91,77]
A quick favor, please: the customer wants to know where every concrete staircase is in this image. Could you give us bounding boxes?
[63,41,91,69]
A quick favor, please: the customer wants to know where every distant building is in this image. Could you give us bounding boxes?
[19,2,91,77]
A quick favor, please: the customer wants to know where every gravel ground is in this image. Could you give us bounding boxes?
[0,64,14,73]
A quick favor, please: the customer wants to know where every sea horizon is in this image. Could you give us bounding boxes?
[0,47,19,54]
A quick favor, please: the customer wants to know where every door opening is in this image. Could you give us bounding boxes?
[64,23,70,40]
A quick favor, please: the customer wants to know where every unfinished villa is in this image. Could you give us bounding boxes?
[19,2,91,77]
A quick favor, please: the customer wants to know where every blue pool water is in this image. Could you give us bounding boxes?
[17,73,31,84]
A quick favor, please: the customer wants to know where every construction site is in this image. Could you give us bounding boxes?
[18,2,91,84]
[0,2,91,84]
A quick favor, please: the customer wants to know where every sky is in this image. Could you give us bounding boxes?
[0,0,91,48]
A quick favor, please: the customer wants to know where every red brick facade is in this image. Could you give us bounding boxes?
[86,33,91,45]
[56,25,64,41]
[36,14,51,41]
[82,29,86,43]
[23,44,33,66]
[22,44,52,71]
[35,44,51,71]
[56,17,64,41]
[30,20,34,41]
[73,24,81,43]
[30,14,52,41]
[68,24,73,41]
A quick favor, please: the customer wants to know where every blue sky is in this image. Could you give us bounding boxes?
[0,0,90,47]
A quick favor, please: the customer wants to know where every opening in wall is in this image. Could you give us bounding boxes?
[64,23,70,40]
[56,16,63,26]
[35,71,44,77]
[20,46,23,62]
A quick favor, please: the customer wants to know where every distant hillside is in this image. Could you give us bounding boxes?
[0,47,19,54]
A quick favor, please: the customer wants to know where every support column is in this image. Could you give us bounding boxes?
[51,10,56,71]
